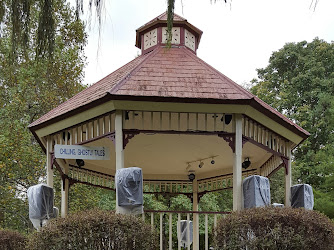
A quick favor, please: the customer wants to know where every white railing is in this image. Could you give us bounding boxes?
[198,169,258,193]
[49,111,235,147]
[242,116,289,157]
[143,210,231,250]
[260,155,284,177]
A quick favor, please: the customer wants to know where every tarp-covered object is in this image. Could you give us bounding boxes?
[50,207,59,219]
[272,203,284,208]
[178,220,193,248]
[116,167,143,214]
[243,175,271,208]
[27,184,54,220]
[291,184,314,210]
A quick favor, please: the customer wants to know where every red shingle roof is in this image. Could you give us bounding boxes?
[29,45,309,138]
[112,46,252,100]
[29,52,151,127]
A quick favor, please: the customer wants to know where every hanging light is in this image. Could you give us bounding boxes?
[188,173,196,181]
[242,157,251,169]
[76,159,85,167]
[124,111,130,120]
[224,114,233,125]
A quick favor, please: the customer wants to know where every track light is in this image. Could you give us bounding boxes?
[76,159,85,167]
[186,155,218,171]
[242,157,251,169]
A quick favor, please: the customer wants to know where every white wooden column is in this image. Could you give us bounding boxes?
[285,144,292,207]
[192,178,199,250]
[233,114,243,211]
[115,110,124,213]
[55,159,69,218]
[61,164,69,218]
[46,136,54,187]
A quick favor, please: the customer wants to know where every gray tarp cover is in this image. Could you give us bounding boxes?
[27,184,54,220]
[178,220,193,248]
[272,203,284,208]
[291,184,314,210]
[243,175,271,208]
[116,167,143,214]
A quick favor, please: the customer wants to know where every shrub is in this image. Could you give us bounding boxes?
[0,229,26,250]
[27,209,158,250]
[214,207,334,250]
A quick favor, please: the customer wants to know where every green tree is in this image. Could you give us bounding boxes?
[251,38,334,217]
[0,0,86,232]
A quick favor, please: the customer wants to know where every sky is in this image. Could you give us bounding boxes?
[81,0,334,87]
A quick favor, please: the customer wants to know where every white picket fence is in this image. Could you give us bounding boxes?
[143,210,231,250]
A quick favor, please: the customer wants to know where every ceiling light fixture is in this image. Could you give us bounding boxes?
[186,155,218,170]
[224,114,233,125]
[124,111,130,120]
[242,157,251,169]
[76,159,85,168]
[199,161,204,168]
[188,172,196,181]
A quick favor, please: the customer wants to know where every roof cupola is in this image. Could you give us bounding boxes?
[135,12,203,55]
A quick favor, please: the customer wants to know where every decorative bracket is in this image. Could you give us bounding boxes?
[219,134,235,152]
[218,134,248,153]
[198,192,205,203]
[106,132,115,144]
[50,152,55,170]
[123,131,140,149]
[281,156,289,175]
[67,177,77,190]
[242,136,249,149]
[184,193,193,203]
[105,131,140,149]
[60,176,76,191]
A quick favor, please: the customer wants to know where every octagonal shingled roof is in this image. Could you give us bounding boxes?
[29,13,309,140]
[29,45,309,138]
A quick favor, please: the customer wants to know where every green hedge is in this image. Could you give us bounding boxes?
[27,209,158,250]
[214,207,334,250]
[0,229,27,250]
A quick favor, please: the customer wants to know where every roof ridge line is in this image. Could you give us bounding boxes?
[172,12,187,21]
[109,48,161,95]
[182,48,254,99]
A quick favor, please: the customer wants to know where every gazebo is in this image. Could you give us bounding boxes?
[29,12,309,249]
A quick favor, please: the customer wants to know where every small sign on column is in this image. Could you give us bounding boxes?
[54,144,110,160]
